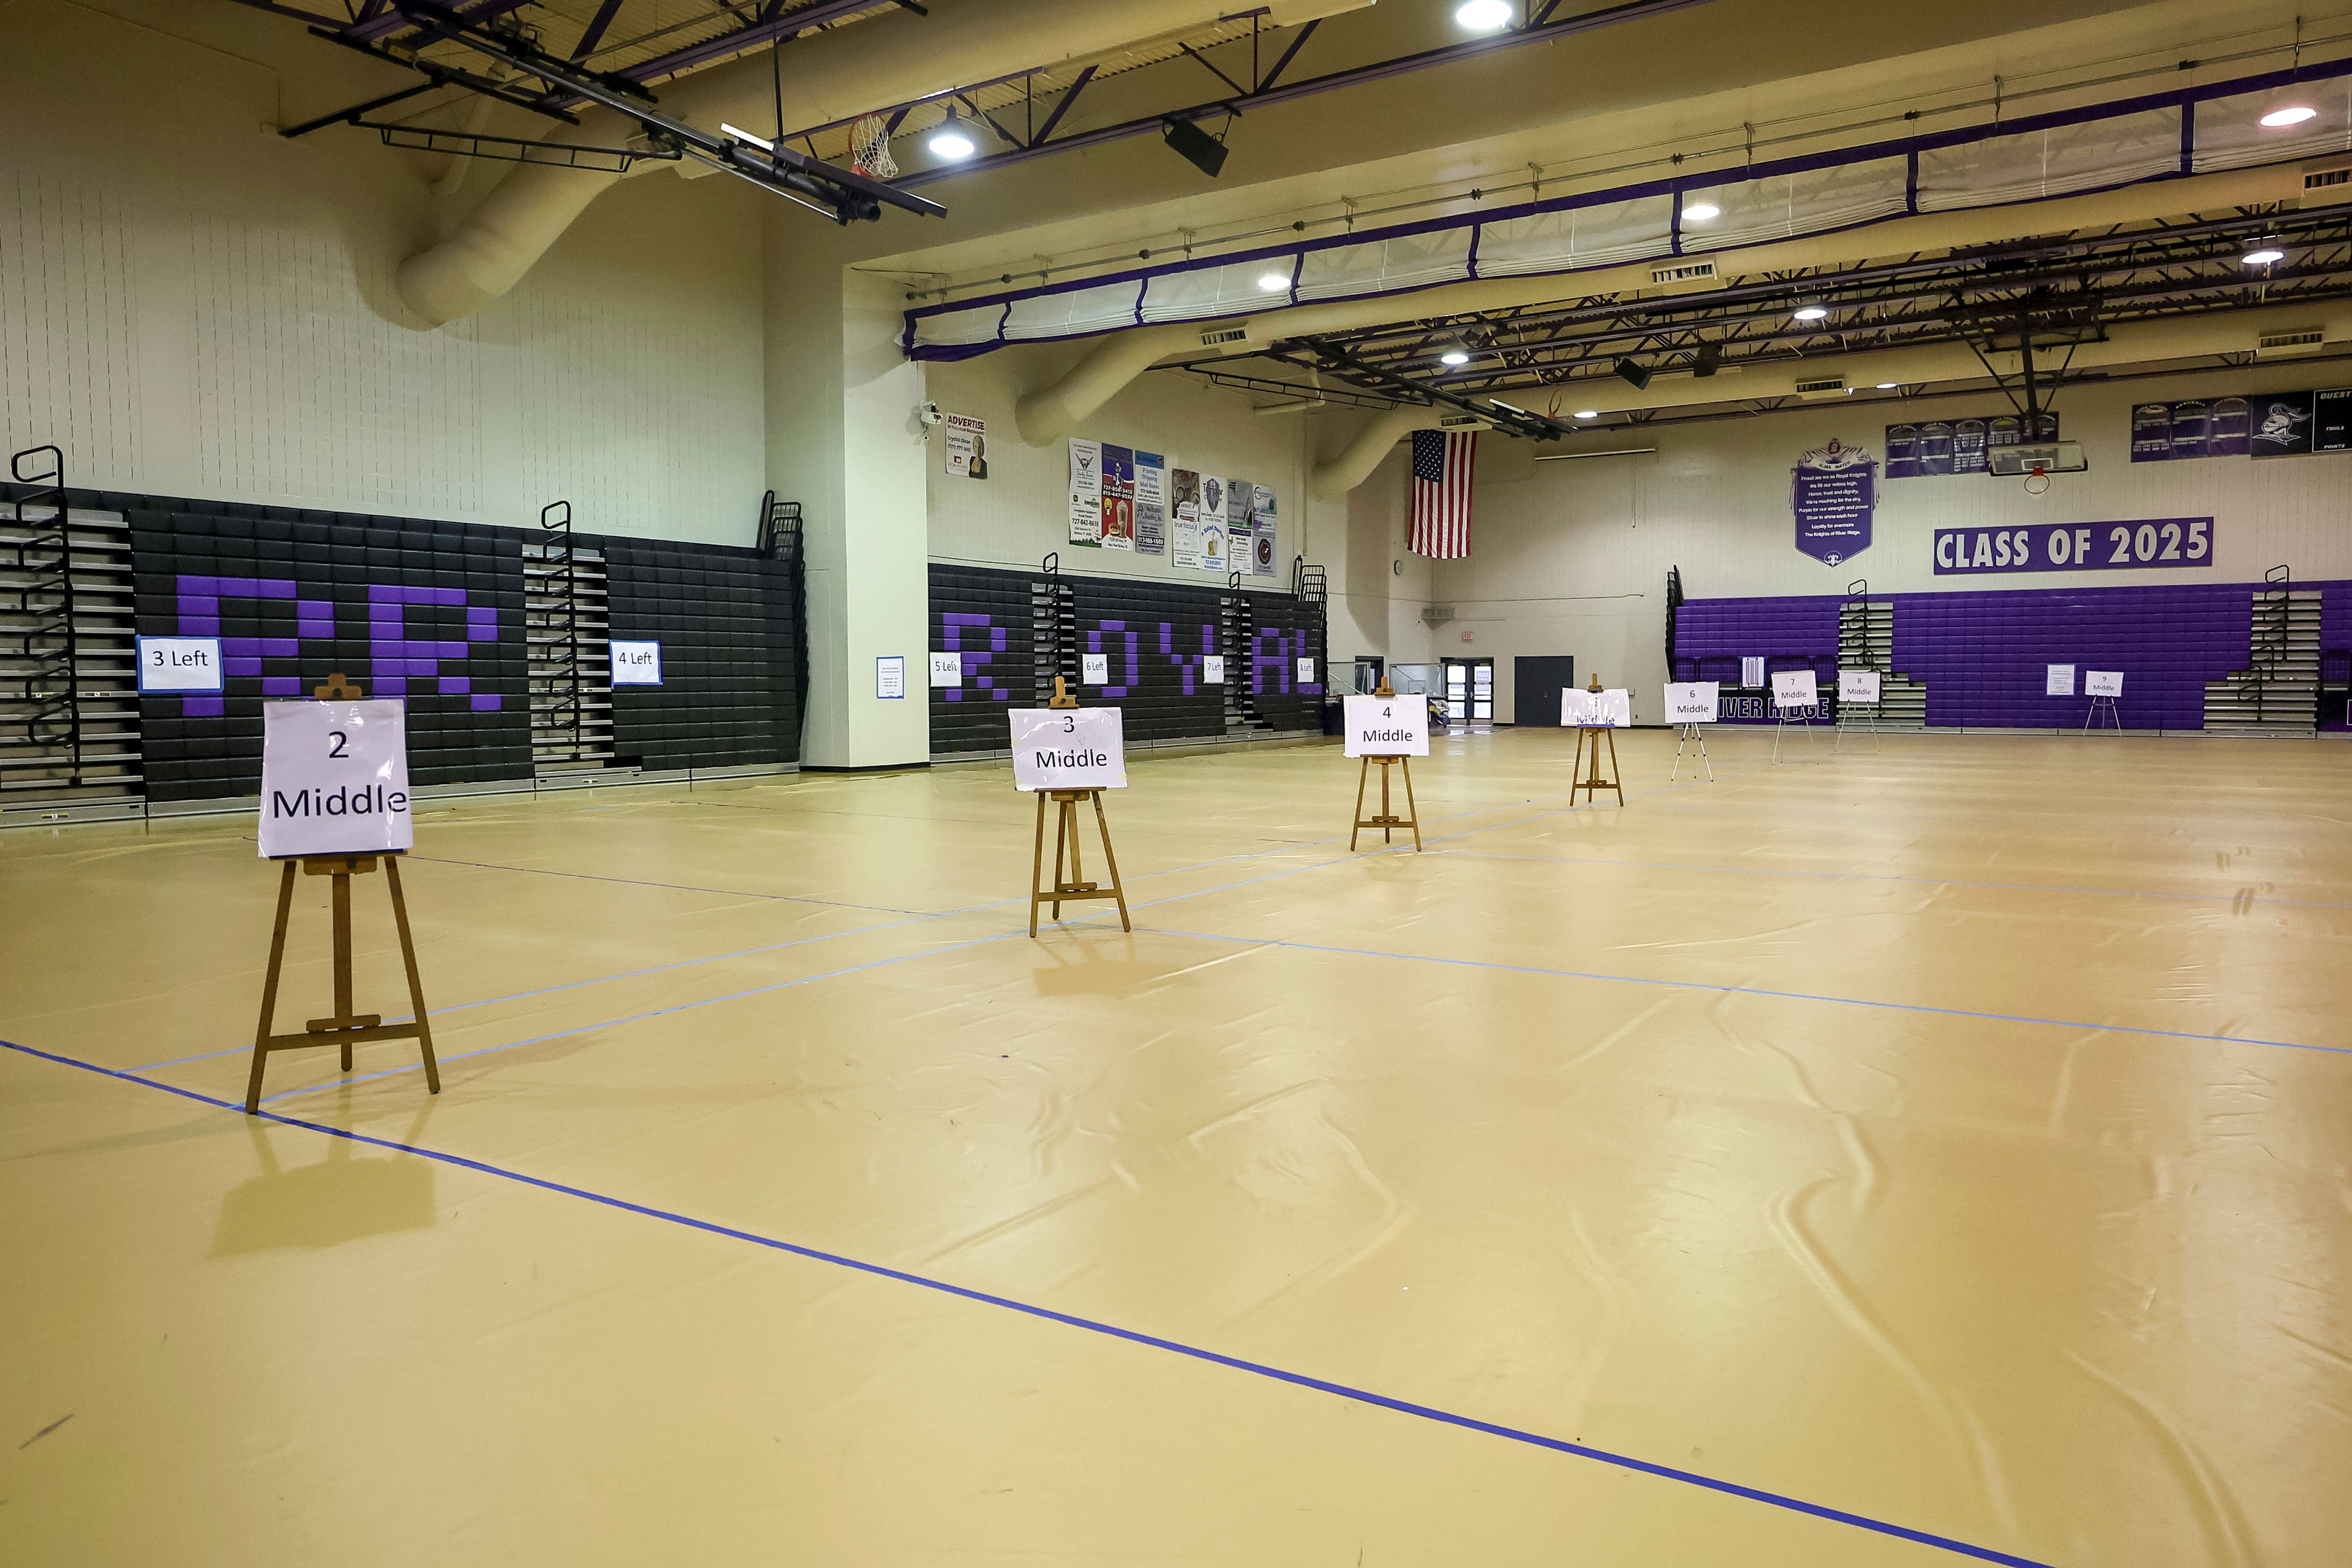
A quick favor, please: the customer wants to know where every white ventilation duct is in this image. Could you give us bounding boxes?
[1308,405,1436,499]
[1007,162,2307,445]
[397,0,1373,326]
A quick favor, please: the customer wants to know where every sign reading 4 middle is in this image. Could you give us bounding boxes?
[1791,438,1875,567]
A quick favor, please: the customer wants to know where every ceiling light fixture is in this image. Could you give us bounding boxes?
[1876,381,1899,390]
[927,108,975,160]
[1573,409,1598,420]
[1793,305,1830,322]
[1455,0,1512,32]
[2242,244,2286,266]
[2261,104,2319,127]
[1682,201,1721,223]
[1440,348,1471,366]
[1257,271,1290,292]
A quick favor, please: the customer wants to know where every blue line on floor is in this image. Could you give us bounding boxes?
[1123,926,2350,1057]
[1427,848,2352,912]
[0,1033,2055,1568]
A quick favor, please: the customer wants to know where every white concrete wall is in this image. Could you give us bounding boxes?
[1430,365,2352,723]
[0,1,766,543]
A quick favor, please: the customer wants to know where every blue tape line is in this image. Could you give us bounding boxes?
[0,1033,2056,1568]
[1129,927,2350,1057]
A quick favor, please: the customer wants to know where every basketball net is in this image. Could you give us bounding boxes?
[2023,463,2051,497]
[850,115,897,180]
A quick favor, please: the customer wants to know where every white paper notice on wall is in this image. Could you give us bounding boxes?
[1562,688,1632,727]
[1203,655,1226,684]
[258,699,414,859]
[1082,652,1109,684]
[1296,657,1316,685]
[1343,694,1430,757]
[1838,669,1882,704]
[2046,663,2076,696]
[2086,669,2124,698]
[610,640,662,686]
[1009,707,1127,791]
[876,655,906,698]
[137,636,224,693]
[1742,656,1766,687]
[1663,682,1719,723]
[930,652,962,688]
[1771,669,1820,709]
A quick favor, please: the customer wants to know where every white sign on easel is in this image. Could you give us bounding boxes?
[1838,669,1881,704]
[1343,694,1430,757]
[1562,688,1632,726]
[137,636,224,693]
[930,652,963,688]
[2046,663,2076,696]
[1663,682,1719,723]
[610,640,662,685]
[1010,707,1128,791]
[258,699,414,859]
[2086,669,2124,698]
[1771,669,1819,709]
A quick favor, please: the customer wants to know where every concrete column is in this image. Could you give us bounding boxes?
[764,224,930,767]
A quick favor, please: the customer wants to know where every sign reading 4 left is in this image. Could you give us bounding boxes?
[258,699,414,859]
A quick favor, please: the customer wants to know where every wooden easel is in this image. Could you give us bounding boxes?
[1570,675,1625,806]
[1028,677,1131,938]
[244,674,440,1114]
[1350,681,1423,851]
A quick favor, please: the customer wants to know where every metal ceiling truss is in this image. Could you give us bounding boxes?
[1267,212,2352,400]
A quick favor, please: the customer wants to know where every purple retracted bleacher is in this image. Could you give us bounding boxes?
[1675,578,2351,730]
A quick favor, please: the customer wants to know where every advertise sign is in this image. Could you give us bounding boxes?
[930,652,962,688]
[1933,518,2212,575]
[944,413,987,478]
[1663,681,1719,723]
[258,699,413,859]
[1562,688,1632,726]
[1009,707,1127,791]
[1771,669,1820,709]
[137,636,223,693]
[610,640,662,685]
[1343,694,1430,757]
[1068,438,1102,545]
[1838,669,1882,704]
[2086,669,2124,698]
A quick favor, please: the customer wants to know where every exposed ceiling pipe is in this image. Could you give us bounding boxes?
[396,0,1363,326]
[1001,162,2311,440]
[1301,302,2352,495]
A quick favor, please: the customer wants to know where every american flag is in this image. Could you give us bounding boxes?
[1408,429,1475,559]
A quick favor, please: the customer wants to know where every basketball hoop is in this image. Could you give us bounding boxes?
[850,114,897,180]
[2022,463,2051,497]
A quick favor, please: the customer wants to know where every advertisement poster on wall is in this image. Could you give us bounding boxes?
[1224,475,1255,572]
[1199,476,1229,571]
[1884,413,2055,478]
[1068,438,1101,546]
[944,413,988,478]
[1791,438,1875,567]
[1251,484,1278,576]
[1134,451,1167,555]
[1099,444,1136,551]
[1170,468,1202,568]
[2131,389,2352,461]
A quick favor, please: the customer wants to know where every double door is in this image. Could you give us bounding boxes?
[1442,657,1493,726]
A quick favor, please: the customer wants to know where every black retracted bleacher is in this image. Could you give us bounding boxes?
[599,539,800,771]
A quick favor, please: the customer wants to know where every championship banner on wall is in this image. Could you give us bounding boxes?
[1134,451,1167,555]
[1171,467,1202,568]
[1251,484,1278,576]
[1068,438,1101,546]
[2131,389,2352,461]
[1099,444,1136,551]
[1885,413,2056,478]
[1791,438,1874,566]
[1224,475,1254,571]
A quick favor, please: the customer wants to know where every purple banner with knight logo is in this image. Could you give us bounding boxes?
[1791,439,1875,567]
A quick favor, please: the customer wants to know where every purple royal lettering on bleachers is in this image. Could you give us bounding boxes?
[1250,627,1290,694]
[1161,621,1215,693]
[940,612,1008,702]
[370,584,502,710]
[1088,620,1143,698]
[173,574,326,717]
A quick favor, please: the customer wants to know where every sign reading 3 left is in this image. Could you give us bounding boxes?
[258,699,413,859]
